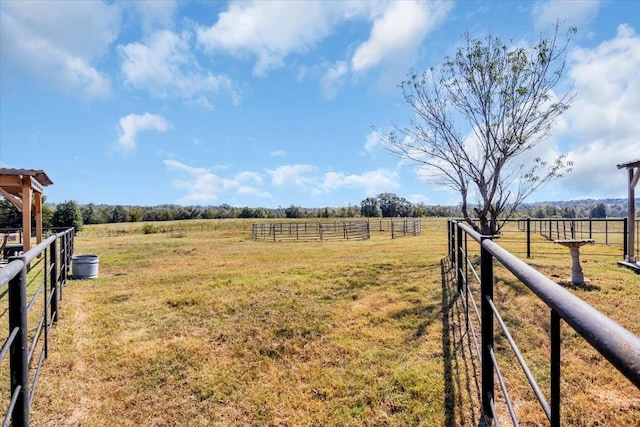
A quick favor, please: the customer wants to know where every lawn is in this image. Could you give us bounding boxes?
[28,218,639,426]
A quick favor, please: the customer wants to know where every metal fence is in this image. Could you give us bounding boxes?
[516,218,638,254]
[391,218,422,239]
[251,219,423,241]
[447,219,640,426]
[251,221,370,241]
[0,228,74,427]
[459,218,640,259]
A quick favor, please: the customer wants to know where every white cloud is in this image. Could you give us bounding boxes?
[119,30,233,105]
[236,171,263,184]
[164,160,223,204]
[117,113,172,152]
[165,159,403,205]
[532,0,600,31]
[320,61,348,100]
[0,0,119,97]
[557,24,640,197]
[364,130,383,156]
[270,150,287,157]
[407,194,431,205]
[317,169,400,196]
[164,160,270,204]
[197,1,339,76]
[195,0,450,97]
[351,1,451,72]
[265,164,316,187]
[131,0,177,33]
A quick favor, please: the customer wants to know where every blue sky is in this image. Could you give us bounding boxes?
[1,0,638,208]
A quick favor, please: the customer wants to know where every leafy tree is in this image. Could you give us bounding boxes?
[590,203,607,218]
[109,205,129,223]
[284,205,302,218]
[40,203,54,228]
[238,207,254,218]
[252,208,268,218]
[51,200,83,231]
[0,196,55,228]
[381,25,575,234]
[377,193,411,217]
[360,197,382,218]
[561,206,577,218]
[129,207,144,222]
[0,199,22,228]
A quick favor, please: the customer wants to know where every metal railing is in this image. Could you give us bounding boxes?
[0,228,74,427]
[448,219,640,426]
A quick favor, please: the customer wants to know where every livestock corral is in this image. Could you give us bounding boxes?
[251,218,422,241]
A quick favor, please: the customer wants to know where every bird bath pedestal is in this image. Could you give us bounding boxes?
[554,239,595,285]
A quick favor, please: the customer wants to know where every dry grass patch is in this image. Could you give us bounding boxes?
[27,218,639,426]
[31,219,453,426]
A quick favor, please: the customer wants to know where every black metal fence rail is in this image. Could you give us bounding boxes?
[391,218,422,239]
[514,218,640,259]
[517,217,625,242]
[251,221,370,241]
[447,219,640,426]
[0,228,74,427]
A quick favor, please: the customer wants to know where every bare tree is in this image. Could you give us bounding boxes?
[382,25,575,235]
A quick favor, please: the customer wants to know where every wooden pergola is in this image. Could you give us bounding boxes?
[616,159,640,264]
[0,168,53,252]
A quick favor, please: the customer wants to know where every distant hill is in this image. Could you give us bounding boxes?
[521,198,639,207]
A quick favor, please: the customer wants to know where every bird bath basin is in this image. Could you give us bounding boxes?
[554,239,595,285]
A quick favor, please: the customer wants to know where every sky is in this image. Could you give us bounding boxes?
[1,0,639,209]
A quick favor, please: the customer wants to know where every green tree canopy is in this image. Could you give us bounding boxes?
[51,200,83,231]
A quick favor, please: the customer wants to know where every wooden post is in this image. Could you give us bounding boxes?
[617,160,639,263]
[21,177,31,252]
[628,168,636,262]
[35,191,43,245]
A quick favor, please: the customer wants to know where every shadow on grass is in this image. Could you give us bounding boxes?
[557,280,601,292]
[441,257,492,427]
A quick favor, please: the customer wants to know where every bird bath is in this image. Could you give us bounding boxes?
[554,239,595,285]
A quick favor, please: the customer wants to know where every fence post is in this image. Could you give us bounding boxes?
[623,218,628,260]
[456,225,463,293]
[550,309,561,427]
[464,232,469,331]
[480,237,494,420]
[449,220,455,260]
[526,218,531,259]
[51,237,58,324]
[8,257,29,427]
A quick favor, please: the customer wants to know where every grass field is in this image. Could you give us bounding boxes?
[28,218,639,426]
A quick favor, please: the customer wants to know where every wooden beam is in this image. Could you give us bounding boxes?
[631,166,640,190]
[0,187,23,211]
[0,174,22,190]
[30,176,44,194]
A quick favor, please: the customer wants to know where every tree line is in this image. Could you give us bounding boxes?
[1,196,635,232]
[0,194,461,231]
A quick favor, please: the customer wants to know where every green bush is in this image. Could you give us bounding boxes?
[141,223,156,234]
